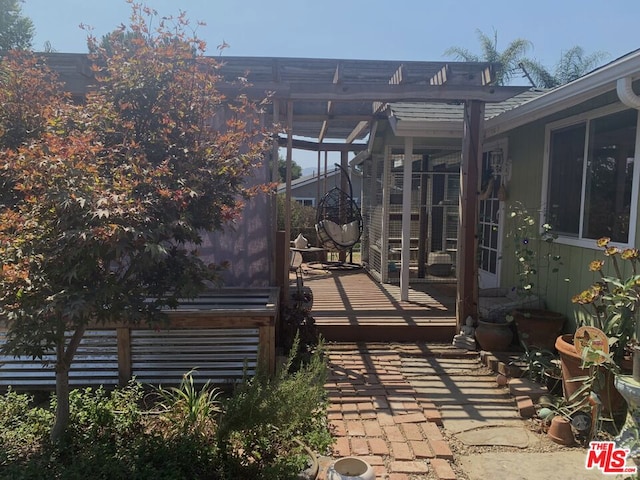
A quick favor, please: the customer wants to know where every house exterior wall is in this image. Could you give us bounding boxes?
[291,173,363,206]
[493,90,640,330]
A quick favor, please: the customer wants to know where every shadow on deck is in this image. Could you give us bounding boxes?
[300,266,458,342]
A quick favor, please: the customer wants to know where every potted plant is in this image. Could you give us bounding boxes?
[539,381,596,446]
[556,237,640,421]
[475,315,514,351]
[511,343,563,395]
[506,202,566,350]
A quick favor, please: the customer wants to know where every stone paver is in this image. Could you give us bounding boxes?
[458,451,614,480]
[437,403,525,434]
[455,425,540,448]
[325,342,617,480]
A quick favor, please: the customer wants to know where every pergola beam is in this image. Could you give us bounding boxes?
[319,63,343,143]
[429,65,449,85]
[346,64,405,145]
[346,121,370,144]
[216,83,528,103]
[373,64,405,113]
[277,137,367,152]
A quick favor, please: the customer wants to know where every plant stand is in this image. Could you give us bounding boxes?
[615,375,640,458]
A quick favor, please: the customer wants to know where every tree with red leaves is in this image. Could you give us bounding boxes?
[0,3,269,440]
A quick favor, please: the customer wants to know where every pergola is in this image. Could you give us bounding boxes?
[212,56,527,328]
[48,53,528,328]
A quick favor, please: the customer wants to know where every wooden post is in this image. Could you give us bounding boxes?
[323,151,328,202]
[457,101,484,329]
[400,136,413,301]
[275,230,286,298]
[270,102,280,286]
[381,150,390,283]
[116,327,131,386]
[418,155,428,278]
[339,150,349,263]
[259,325,276,375]
[317,149,321,207]
[284,101,293,302]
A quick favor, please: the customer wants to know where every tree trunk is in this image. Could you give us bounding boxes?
[51,359,71,441]
[50,325,86,442]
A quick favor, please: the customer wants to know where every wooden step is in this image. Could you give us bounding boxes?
[317,324,456,342]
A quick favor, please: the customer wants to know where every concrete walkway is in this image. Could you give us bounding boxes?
[320,342,622,480]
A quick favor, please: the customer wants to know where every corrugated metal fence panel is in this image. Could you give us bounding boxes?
[130,328,259,385]
[0,330,119,388]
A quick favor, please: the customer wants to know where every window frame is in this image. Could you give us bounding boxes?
[293,197,315,207]
[541,103,640,249]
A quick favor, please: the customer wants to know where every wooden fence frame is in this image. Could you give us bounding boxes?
[1,288,279,388]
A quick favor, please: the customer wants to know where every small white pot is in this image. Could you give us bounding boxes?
[327,457,375,480]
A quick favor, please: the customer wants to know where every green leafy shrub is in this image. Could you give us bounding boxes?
[0,388,53,466]
[276,193,317,237]
[217,336,332,480]
[0,340,330,479]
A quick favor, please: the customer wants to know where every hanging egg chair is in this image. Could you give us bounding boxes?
[315,164,363,253]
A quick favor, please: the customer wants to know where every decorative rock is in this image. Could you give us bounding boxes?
[537,407,554,421]
[496,374,508,386]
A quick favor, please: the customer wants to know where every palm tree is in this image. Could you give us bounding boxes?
[519,46,609,88]
[444,28,532,86]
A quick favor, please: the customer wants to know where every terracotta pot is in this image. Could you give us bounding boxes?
[512,308,565,351]
[555,334,626,418]
[475,318,514,351]
[547,416,575,446]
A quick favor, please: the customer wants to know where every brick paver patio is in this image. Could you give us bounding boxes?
[320,343,458,480]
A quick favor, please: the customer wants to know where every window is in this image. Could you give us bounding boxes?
[294,198,315,207]
[545,107,639,245]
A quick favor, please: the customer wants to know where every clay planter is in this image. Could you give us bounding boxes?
[555,334,626,418]
[547,416,575,446]
[512,308,565,351]
[475,318,514,351]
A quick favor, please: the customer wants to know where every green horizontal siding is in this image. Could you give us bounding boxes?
[496,94,640,331]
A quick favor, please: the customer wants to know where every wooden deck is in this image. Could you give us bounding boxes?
[301,267,457,342]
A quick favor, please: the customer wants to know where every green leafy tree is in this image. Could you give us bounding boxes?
[278,155,302,182]
[0,3,269,440]
[0,0,34,52]
[519,46,609,88]
[444,28,531,86]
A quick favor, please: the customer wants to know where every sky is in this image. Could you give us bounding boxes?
[20,0,640,171]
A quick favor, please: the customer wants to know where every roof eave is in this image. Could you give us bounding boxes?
[390,118,463,138]
[485,50,640,137]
